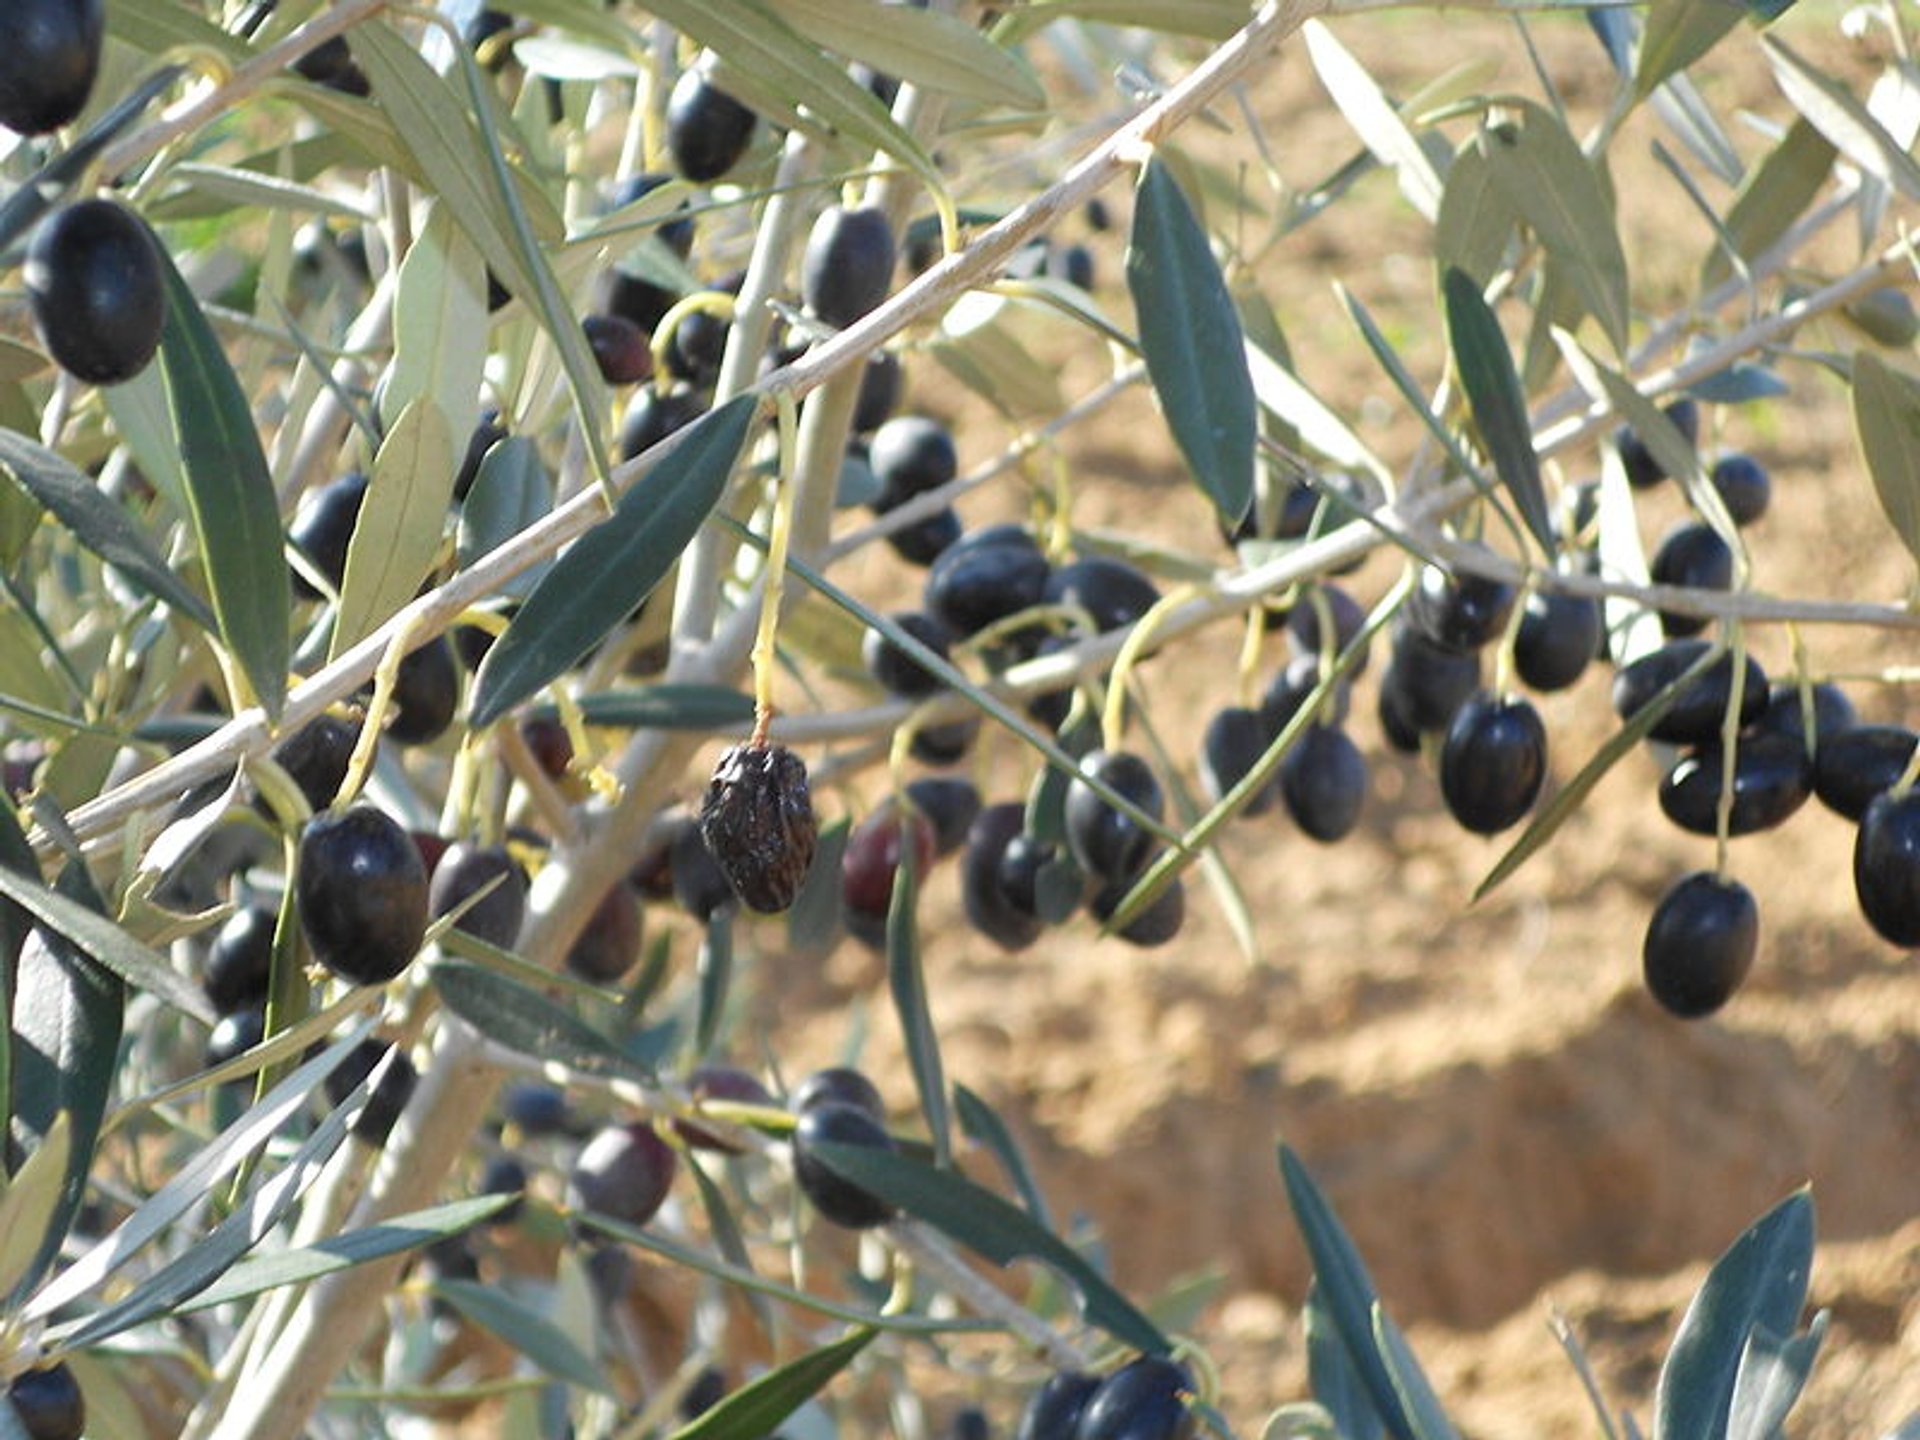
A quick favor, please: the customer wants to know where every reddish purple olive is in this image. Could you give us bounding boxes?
[296,805,429,986]
[1439,692,1548,836]
[1854,789,1920,947]
[568,1121,678,1230]
[563,882,643,983]
[27,198,165,384]
[584,312,654,386]
[1643,872,1757,1018]
[842,805,937,920]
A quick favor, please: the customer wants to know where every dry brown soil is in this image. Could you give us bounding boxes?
[750,9,1920,1438]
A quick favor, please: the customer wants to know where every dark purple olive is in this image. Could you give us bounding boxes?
[1043,557,1160,634]
[584,312,654,386]
[1377,678,1423,755]
[803,205,896,329]
[887,505,964,566]
[1076,1355,1196,1440]
[792,1101,898,1229]
[962,803,1045,951]
[1514,590,1602,693]
[1016,1372,1100,1440]
[1643,871,1757,1018]
[6,1361,85,1440]
[909,715,979,766]
[1650,520,1734,637]
[1380,621,1480,734]
[1755,680,1856,754]
[905,776,982,857]
[853,351,904,434]
[563,882,642,983]
[204,902,276,1015]
[1200,706,1279,816]
[292,35,369,96]
[605,171,695,257]
[1816,726,1920,821]
[1285,584,1368,673]
[1407,562,1517,651]
[206,1005,265,1067]
[864,611,953,698]
[618,385,706,462]
[0,0,104,135]
[478,1154,528,1225]
[502,1082,572,1137]
[994,831,1065,921]
[1439,692,1547,835]
[1658,731,1811,836]
[950,1405,991,1440]
[597,266,679,337]
[665,307,729,387]
[871,414,960,510]
[699,742,817,913]
[792,1066,885,1121]
[1091,872,1184,947]
[1617,397,1700,490]
[429,842,528,951]
[1856,790,1920,947]
[452,412,508,502]
[28,198,166,384]
[665,65,757,182]
[1064,750,1164,882]
[569,1121,678,1230]
[680,1365,728,1420]
[1048,243,1096,291]
[1709,452,1771,527]
[673,1064,775,1153]
[924,529,1050,638]
[1262,654,1350,734]
[1611,641,1769,746]
[669,813,736,922]
[324,1040,416,1146]
[385,635,459,747]
[289,472,369,599]
[1280,724,1367,842]
[296,805,429,986]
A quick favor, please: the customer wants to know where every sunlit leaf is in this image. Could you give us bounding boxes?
[670,1327,877,1440]
[886,840,949,1166]
[1726,1313,1827,1440]
[1129,157,1256,525]
[435,1279,613,1395]
[1850,351,1920,573]
[430,959,653,1081]
[1654,1191,1814,1440]
[0,431,214,630]
[1434,138,1514,290]
[1636,0,1745,99]
[1763,34,1920,204]
[954,1083,1053,1227]
[1441,268,1554,556]
[457,437,554,599]
[1305,21,1442,222]
[156,252,289,720]
[769,0,1043,109]
[0,1115,69,1301]
[470,395,757,727]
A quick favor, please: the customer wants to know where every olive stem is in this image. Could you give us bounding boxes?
[1714,620,1749,878]
[883,1220,1093,1372]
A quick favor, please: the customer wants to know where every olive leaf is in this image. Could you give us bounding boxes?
[1850,351,1920,572]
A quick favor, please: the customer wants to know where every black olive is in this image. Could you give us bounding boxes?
[28,198,167,385]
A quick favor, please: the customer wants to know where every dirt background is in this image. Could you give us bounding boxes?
[758,8,1920,1438]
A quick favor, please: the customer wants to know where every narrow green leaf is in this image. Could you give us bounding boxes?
[457,436,554,600]
[0,863,216,1024]
[331,398,457,655]
[1850,351,1920,573]
[1339,286,1488,488]
[1434,138,1514,290]
[0,1115,69,1300]
[993,0,1249,40]
[1441,268,1555,556]
[669,1327,877,1440]
[429,959,652,1081]
[685,1157,775,1343]
[1481,102,1630,355]
[1129,157,1256,525]
[156,252,290,720]
[1763,35,1920,204]
[0,431,214,629]
[1304,21,1443,222]
[1373,1307,1460,1440]
[8,868,124,1303]
[1636,0,1746,99]
[767,0,1043,109]
[434,1279,613,1395]
[1726,1313,1826,1440]
[1654,1190,1815,1440]
[787,817,850,954]
[384,204,488,436]
[1306,1286,1388,1440]
[886,840,949,1166]
[0,799,29,1129]
[178,1197,507,1314]
[954,1083,1054,1229]
[470,395,756,727]
[810,1142,1171,1355]
[694,908,733,1058]
[1473,641,1716,901]
[1244,334,1392,485]
[1278,1146,1417,1440]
